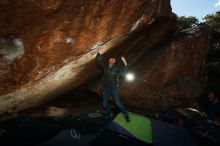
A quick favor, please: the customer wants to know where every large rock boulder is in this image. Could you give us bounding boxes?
[0,0,207,114]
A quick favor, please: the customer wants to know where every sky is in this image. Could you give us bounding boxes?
[171,0,220,21]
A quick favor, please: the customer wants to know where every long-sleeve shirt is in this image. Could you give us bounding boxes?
[96,53,126,88]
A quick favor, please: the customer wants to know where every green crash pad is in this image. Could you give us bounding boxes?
[113,112,152,144]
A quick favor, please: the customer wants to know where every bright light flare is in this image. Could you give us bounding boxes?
[126,73,135,81]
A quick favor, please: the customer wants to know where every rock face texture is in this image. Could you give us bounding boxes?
[0,0,208,114]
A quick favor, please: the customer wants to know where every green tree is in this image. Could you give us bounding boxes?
[203,11,220,33]
[203,11,220,57]
[203,11,220,94]
[177,16,199,31]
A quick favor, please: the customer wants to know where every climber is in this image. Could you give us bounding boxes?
[95,52,131,122]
